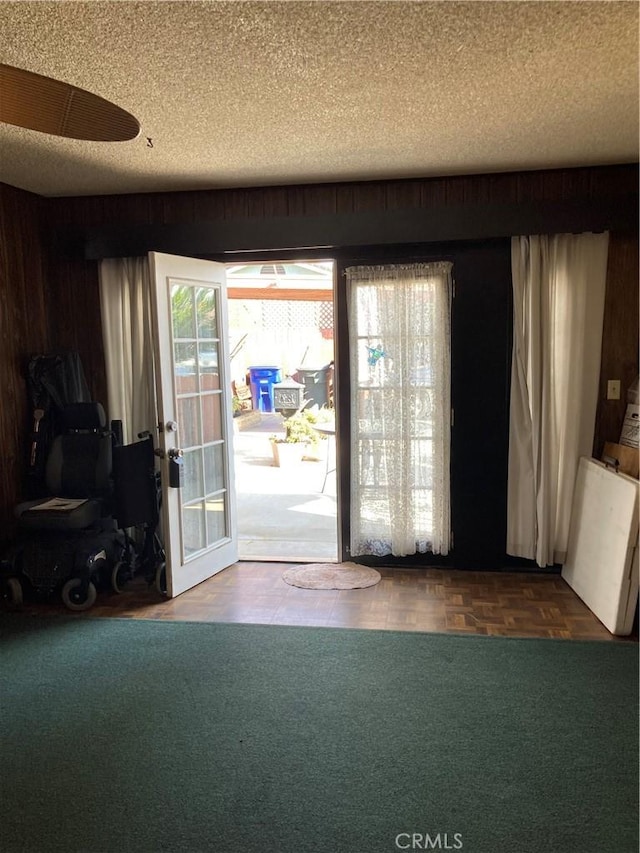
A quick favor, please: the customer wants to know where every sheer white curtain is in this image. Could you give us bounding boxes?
[99,257,157,445]
[507,232,609,567]
[347,262,452,557]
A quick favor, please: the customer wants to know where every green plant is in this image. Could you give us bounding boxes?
[271,403,333,445]
[282,410,318,445]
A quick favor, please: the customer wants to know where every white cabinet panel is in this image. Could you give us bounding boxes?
[562,457,639,635]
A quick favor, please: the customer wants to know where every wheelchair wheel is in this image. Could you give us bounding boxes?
[2,577,23,610]
[111,561,128,594]
[154,561,167,597]
[61,578,97,612]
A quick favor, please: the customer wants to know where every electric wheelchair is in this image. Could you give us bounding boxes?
[1,402,126,610]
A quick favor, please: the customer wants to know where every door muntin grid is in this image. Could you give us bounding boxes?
[171,280,230,560]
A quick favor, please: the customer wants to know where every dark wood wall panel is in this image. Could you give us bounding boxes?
[50,164,636,227]
[0,183,51,548]
[47,255,107,406]
[595,230,640,457]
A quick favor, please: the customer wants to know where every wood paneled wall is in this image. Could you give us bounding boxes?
[50,163,635,225]
[0,183,51,548]
[46,253,107,406]
[594,230,639,457]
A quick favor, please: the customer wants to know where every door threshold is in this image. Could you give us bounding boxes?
[239,554,339,564]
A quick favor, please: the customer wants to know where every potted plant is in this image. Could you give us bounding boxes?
[270,404,323,467]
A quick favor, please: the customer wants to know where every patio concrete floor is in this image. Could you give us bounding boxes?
[233,412,338,562]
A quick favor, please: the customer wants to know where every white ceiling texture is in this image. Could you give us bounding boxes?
[0,0,637,197]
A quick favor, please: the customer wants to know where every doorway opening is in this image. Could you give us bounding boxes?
[226,260,338,562]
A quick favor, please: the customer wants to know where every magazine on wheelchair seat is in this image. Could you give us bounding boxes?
[28,498,89,512]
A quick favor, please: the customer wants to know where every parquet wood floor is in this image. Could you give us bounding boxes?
[18,562,638,641]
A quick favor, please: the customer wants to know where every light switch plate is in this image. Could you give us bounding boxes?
[607,379,621,400]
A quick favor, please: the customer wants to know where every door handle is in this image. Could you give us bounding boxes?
[154,447,184,460]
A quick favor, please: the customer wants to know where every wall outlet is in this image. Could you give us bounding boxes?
[607,379,621,400]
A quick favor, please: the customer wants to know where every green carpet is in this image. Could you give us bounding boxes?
[0,616,637,853]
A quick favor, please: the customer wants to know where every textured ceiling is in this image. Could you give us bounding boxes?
[0,1,638,198]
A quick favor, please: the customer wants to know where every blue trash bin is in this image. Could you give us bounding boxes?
[248,366,283,413]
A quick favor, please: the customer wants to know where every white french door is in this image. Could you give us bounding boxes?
[149,252,238,597]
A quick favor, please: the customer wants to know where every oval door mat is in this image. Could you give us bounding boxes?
[282,562,381,590]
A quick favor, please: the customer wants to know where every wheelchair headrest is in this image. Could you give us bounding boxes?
[60,402,107,431]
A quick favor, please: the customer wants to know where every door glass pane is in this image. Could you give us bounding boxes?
[182,501,206,555]
[182,449,204,504]
[172,284,196,339]
[177,396,201,448]
[198,343,220,391]
[196,287,218,338]
[204,443,225,493]
[202,394,223,443]
[174,342,197,394]
[205,496,226,544]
